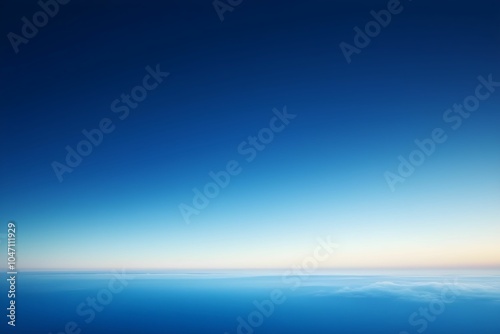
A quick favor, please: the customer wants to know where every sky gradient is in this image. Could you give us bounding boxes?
[1,0,499,271]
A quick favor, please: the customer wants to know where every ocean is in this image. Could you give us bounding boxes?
[6,272,500,333]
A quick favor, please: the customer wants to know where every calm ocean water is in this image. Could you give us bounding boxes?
[4,272,500,333]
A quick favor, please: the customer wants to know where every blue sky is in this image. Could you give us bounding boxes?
[1,0,499,270]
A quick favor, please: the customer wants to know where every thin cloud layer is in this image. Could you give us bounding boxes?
[298,276,500,301]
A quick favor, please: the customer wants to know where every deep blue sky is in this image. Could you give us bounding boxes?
[1,0,499,270]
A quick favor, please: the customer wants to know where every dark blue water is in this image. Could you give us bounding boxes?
[4,273,500,333]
